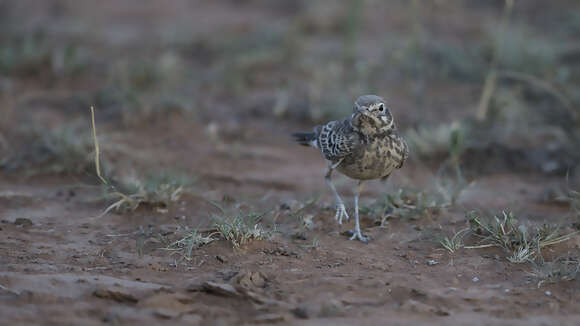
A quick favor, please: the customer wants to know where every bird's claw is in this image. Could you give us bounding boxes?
[349,231,370,243]
[342,229,370,243]
[345,228,369,243]
[349,233,369,243]
[334,203,350,225]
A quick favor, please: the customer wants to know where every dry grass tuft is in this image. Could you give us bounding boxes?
[165,228,218,261]
[439,228,469,254]
[90,106,194,215]
[466,211,578,263]
[531,256,580,288]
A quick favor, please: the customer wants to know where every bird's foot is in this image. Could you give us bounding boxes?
[347,228,370,243]
[333,203,350,225]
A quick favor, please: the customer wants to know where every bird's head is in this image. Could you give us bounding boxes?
[351,94,395,136]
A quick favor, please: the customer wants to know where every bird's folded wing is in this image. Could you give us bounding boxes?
[317,120,359,162]
[392,135,409,169]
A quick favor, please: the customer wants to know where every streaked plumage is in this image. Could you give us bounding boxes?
[292,94,408,242]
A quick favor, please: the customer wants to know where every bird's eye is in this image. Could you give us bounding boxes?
[378,104,384,112]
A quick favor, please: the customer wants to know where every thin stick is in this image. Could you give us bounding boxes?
[476,0,514,120]
[476,71,497,120]
[464,244,497,249]
[90,106,108,185]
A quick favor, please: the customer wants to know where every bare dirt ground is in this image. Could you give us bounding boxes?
[1,1,579,325]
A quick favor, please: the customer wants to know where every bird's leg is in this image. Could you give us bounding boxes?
[325,161,349,225]
[350,180,369,243]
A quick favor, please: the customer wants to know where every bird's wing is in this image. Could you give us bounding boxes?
[316,120,359,162]
[391,134,409,169]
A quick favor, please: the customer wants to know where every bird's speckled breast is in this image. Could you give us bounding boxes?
[337,134,404,180]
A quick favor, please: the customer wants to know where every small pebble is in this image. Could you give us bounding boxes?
[216,255,226,263]
[472,277,480,283]
[545,290,551,296]
[427,260,438,265]
[14,218,33,227]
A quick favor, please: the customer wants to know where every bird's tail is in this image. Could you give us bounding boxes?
[291,132,317,147]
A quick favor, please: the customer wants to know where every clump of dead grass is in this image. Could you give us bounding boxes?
[103,171,194,214]
[0,124,98,175]
[163,202,271,259]
[90,106,194,215]
[211,203,270,249]
[165,228,218,261]
[440,211,579,290]
[439,228,469,254]
[531,255,580,288]
[464,211,578,263]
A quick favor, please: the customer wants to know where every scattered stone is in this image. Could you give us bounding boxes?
[545,290,552,296]
[253,313,285,324]
[236,286,271,305]
[263,247,299,258]
[400,299,448,316]
[215,269,239,282]
[280,200,304,211]
[427,260,438,265]
[153,308,181,319]
[318,299,344,317]
[216,255,227,263]
[138,292,193,312]
[14,218,33,227]
[185,282,204,292]
[279,203,291,210]
[410,288,428,298]
[435,308,450,316]
[102,312,121,323]
[472,277,480,283]
[201,281,240,297]
[158,225,177,236]
[235,271,267,289]
[291,305,310,319]
[93,288,138,303]
[291,232,307,240]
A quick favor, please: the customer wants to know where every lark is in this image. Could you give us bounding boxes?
[292,95,408,242]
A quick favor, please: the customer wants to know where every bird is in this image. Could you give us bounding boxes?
[292,94,408,242]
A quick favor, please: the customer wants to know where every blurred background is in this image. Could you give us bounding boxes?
[0,0,579,189]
